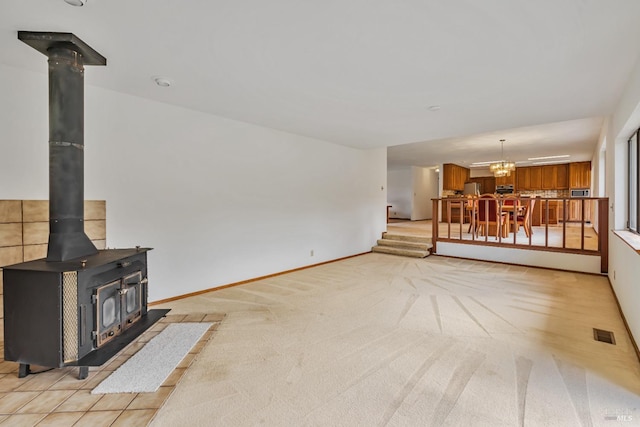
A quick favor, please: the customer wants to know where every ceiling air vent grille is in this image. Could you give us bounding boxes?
[593,328,616,345]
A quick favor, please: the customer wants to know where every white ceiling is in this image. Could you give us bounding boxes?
[3,1,640,165]
[388,116,604,168]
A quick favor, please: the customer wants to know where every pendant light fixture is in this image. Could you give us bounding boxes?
[489,139,516,177]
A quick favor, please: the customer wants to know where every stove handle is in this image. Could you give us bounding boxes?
[119,278,148,294]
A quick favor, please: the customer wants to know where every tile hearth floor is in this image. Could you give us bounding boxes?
[0,312,224,426]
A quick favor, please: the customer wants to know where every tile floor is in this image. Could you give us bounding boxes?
[0,312,224,426]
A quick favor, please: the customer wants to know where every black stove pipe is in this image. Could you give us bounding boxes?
[46,46,96,262]
[18,32,106,262]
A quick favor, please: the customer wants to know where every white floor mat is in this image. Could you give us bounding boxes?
[92,322,212,394]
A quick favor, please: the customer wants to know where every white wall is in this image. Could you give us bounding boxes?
[609,235,640,337]
[470,167,492,178]
[0,64,387,302]
[387,166,438,220]
[437,243,602,274]
[387,167,412,218]
[602,53,640,345]
[411,166,438,220]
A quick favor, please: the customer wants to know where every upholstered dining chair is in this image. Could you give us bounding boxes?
[476,194,508,238]
[502,195,520,233]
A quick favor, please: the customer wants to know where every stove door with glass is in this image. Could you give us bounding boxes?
[94,280,122,347]
[121,272,143,331]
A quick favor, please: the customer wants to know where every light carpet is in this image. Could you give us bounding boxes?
[150,254,640,426]
[92,322,212,394]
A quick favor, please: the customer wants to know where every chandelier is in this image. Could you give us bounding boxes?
[489,139,516,177]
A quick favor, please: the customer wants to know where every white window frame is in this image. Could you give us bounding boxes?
[629,129,639,233]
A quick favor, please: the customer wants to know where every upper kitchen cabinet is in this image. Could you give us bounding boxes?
[556,163,569,189]
[541,165,556,190]
[495,171,515,187]
[516,166,541,190]
[569,161,591,189]
[517,167,530,190]
[442,163,470,191]
[529,166,542,190]
[541,164,569,190]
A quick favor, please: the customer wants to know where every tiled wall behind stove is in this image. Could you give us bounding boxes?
[0,200,106,339]
[518,189,571,198]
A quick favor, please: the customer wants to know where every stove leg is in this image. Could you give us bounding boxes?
[78,366,88,380]
[18,364,30,378]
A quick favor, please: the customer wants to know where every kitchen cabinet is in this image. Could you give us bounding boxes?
[557,200,567,222]
[568,199,592,223]
[556,164,569,189]
[443,163,470,191]
[518,164,569,191]
[527,199,590,226]
[441,200,463,223]
[447,161,586,193]
[529,166,542,190]
[569,161,591,189]
[517,167,530,191]
[516,166,541,190]
[495,172,515,187]
[531,200,560,226]
[541,201,558,224]
[531,200,541,226]
[458,166,470,190]
[541,164,568,190]
[443,165,451,190]
[542,165,557,190]
[483,176,496,193]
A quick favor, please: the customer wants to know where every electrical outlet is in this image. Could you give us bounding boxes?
[310,250,314,257]
[614,270,616,280]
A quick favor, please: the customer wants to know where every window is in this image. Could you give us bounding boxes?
[630,130,639,233]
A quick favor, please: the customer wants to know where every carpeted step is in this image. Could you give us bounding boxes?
[372,233,432,258]
[381,233,432,244]
[371,245,430,258]
[376,239,433,252]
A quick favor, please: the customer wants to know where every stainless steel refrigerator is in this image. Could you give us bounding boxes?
[463,182,481,195]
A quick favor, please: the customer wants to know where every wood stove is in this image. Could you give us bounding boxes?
[2,32,169,379]
[3,248,168,379]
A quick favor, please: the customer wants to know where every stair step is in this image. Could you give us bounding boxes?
[382,233,432,244]
[372,245,430,258]
[376,239,433,251]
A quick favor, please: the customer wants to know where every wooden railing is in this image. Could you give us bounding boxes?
[431,196,609,273]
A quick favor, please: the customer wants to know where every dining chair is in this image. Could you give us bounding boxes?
[516,196,537,237]
[502,195,520,233]
[476,194,508,238]
[465,195,477,234]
